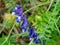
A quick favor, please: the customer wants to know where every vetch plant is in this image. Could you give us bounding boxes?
[0,0,60,45]
[12,4,43,44]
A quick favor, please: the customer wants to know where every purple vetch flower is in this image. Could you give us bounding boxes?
[34,38,41,44]
[16,8,23,15]
[29,32,38,40]
[15,4,21,9]
[12,9,16,15]
[12,4,23,16]
[29,26,38,40]
[12,4,23,23]
[12,4,20,15]
[29,26,41,44]
[16,15,22,22]
[20,21,28,32]
[15,4,23,15]
[20,15,28,32]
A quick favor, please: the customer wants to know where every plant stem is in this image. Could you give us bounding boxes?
[55,15,60,34]
[53,0,59,11]
[0,23,6,34]
[11,32,29,38]
[23,1,50,15]
[41,40,45,45]
[53,0,60,34]
[1,23,15,45]
[46,0,54,12]
[29,39,34,45]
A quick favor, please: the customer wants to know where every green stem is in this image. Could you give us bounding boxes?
[1,24,15,45]
[23,1,50,15]
[0,23,5,34]
[11,32,29,38]
[46,0,54,12]
[41,40,45,45]
[29,39,34,45]
[53,0,59,11]
[21,0,25,9]
[53,0,60,34]
[55,15,60,34]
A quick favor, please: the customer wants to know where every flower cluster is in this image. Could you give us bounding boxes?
[29,26,41,44]
[12,4,41,44]
[12,4,28,32]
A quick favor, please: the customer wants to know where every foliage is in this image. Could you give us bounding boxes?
[0,0,60,45]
